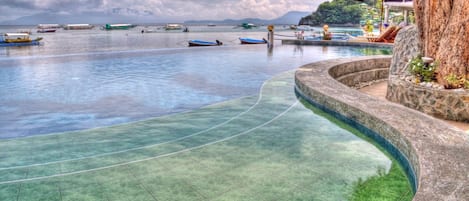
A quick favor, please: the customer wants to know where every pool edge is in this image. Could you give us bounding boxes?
[294,56,469,201]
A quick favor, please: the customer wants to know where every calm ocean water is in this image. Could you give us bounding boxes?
[0,25,389,138]
[0,25,363,57]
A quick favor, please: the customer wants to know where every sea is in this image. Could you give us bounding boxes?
[0,24,364,57]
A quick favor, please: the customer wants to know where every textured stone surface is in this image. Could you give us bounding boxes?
[389,25,421,76]
[295,56,469,201]
[387,77,469,122]
[387,24,469,122]
[414,0,469,83]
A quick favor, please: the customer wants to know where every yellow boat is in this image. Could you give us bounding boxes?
[1,33,42,46]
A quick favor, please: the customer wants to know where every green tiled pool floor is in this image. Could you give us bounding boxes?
[1,71,395,200]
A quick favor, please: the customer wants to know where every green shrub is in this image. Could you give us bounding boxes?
[409,56,438,82]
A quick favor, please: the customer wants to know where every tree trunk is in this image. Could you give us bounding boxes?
[414,0,469,86]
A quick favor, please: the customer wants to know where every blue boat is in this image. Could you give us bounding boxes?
[239,37,267,44]
[188,40,223,47]
[0,33,42,47]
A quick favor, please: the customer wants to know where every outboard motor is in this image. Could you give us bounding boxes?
[216,40,223,45]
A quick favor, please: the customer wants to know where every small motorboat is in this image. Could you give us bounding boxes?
[188,40,223,47]
[0,33,42,47]
[102,24,136,30]
[165,24,183,30]
[239,37,268,44]
[37,29,56,33]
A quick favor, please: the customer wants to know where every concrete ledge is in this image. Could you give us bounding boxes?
[295,56,469,201]
[282,39,394,48]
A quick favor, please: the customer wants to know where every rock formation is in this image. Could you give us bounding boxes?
[414,0,469,86]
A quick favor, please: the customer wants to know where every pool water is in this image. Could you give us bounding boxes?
[0,45,391,138]
[0,35,410,200]
[0,70,403,201]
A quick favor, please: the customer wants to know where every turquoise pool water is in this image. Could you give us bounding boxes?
[0,70,402,201]
[0,32,409,200]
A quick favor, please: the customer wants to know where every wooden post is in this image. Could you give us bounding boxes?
[267,25,274,48]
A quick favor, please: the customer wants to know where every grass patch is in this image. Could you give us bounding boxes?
[349,162,413,201]
[297,98,413,201]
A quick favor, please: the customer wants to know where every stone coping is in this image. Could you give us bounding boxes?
[281,39,394,48]
[295,56,469,201]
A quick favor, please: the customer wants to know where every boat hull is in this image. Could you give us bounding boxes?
[239,38,267,44]
[188,40,222,47]
[0,41,40,47]
[37,29,56,33]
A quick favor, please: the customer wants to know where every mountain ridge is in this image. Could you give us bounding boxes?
[0,10,310,25]
[185,11,310,25]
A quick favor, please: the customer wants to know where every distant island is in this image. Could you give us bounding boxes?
[184,11,310,25]
[299,0,376,26]
[0,10,310,26]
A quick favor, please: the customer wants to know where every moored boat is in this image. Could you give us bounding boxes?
[241,23,257,29]
[64,24,94,30]
[165,24,183,30]
[239,37,268,44]
[188,40,223,47]
[37,29,56,33]
[102,24,136,30]
[0,33,42,47]
[37,24,61,29]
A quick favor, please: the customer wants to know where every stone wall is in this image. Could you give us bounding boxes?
[388,25,421,76]
[387,25,469,122]
[295,56,469,201]
[388,78,469,121]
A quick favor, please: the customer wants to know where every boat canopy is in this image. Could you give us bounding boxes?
[37,24,60,28]
[4,33,30,37]
[109,24,132,27]
[66,24,91,27]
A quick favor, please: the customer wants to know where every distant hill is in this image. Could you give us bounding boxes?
[185,11,311,25]
[0,10,310,26]
[0,8,175,25]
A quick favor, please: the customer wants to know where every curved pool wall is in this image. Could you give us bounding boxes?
[295,56,469,200]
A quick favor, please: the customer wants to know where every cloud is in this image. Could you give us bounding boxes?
[1,0,326,22]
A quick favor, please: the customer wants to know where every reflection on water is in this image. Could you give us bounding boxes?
[0,26,391,138]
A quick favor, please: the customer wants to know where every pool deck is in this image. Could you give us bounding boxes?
[295,56,469,201]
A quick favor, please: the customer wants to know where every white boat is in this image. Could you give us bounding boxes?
[64,24,94,30]
[164,24,183,30]
[37,24,61,29]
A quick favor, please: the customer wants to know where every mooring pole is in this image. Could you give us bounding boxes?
[267,25,274,48]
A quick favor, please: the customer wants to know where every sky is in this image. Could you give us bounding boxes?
[0,0,328,22]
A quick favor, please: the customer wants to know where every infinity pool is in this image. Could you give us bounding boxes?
[0,45,410,200]
[0,45,390,138]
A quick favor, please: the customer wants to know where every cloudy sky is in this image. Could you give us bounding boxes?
[1,0,327,22]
